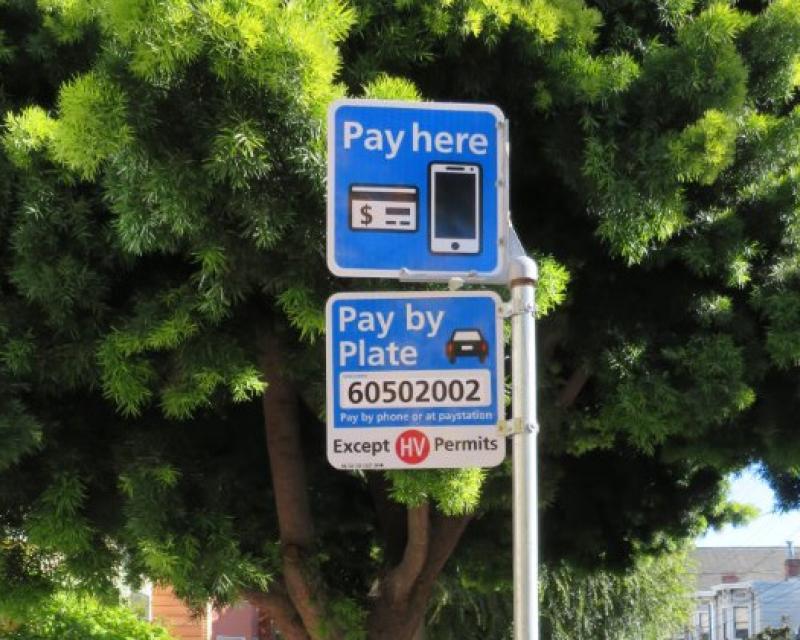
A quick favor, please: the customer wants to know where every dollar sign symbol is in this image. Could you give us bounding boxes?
[360,204,373,226]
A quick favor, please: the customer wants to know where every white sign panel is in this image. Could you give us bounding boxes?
[326,291,505,469]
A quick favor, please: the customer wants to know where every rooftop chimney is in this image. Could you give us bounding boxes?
[786,541,800,579]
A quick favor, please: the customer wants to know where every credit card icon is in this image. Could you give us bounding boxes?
[349,185,418,232]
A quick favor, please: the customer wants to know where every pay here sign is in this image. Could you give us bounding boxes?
[327,100,508,280]
[326,291,505,469]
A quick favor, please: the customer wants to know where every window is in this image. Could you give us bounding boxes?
[721,608,728,640]
[734,606,749,639]
[452,330,482,341]
[118,583,152,622]
[128,592,150,621]
[697,611,710,640]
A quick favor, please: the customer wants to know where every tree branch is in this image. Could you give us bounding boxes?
[557,365,591,408]
[367,472,407,565]
[246,587,310,640]
[260,329,334,640]
[261,333,314,548]
[384,503,430,605]
[410,512,472,607]
[367,511,472,639]
[539,318,567,363]
[281,545,330,640]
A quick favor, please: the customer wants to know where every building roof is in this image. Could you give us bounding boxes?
[691,547,787,590]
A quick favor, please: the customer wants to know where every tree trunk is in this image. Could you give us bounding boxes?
[367,607,428,640]
[260,329,341,640]
[258,328,470,640]
[248,589,309,640]
[366,510,472,640]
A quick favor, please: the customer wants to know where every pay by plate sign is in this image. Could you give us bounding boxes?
[326,291,505,469]
[327,100,508,281]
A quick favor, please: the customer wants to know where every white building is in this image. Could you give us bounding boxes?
[685,544,800,639]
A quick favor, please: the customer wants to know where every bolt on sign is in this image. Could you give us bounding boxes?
[326,291,505,470]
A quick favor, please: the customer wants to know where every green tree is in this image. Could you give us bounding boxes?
[1,0,800,639]
[539,550,693,640]
[754,628,793,640]
[4,593,174,640]
[425,544,693,639]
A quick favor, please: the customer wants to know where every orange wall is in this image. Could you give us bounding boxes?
[151,585,207,640]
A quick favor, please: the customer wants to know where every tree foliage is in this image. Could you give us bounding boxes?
[0,0,799,638]
[3,593,174,640]
[539,550,693,640]
[426,537,692,639]
[754,628,794,640]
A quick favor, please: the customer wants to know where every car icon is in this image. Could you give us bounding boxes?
[445,328,489,364]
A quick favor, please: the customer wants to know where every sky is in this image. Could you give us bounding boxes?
[697,465,800,547]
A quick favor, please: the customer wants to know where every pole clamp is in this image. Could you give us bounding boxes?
[498,417,539,436]
[500,301,536,318]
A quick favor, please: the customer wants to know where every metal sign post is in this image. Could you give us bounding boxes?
[510,254,538,640]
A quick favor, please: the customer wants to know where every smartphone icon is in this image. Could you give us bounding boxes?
[429,163,482,254]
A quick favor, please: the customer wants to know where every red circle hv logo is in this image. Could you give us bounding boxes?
[395,430,430,465]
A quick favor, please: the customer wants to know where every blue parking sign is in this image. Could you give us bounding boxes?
[327,100,509,281]
[326,291,505,469]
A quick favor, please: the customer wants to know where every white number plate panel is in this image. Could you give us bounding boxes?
[339,369,491,409]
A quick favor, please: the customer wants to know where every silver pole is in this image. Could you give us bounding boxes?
[510,255,538,640]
